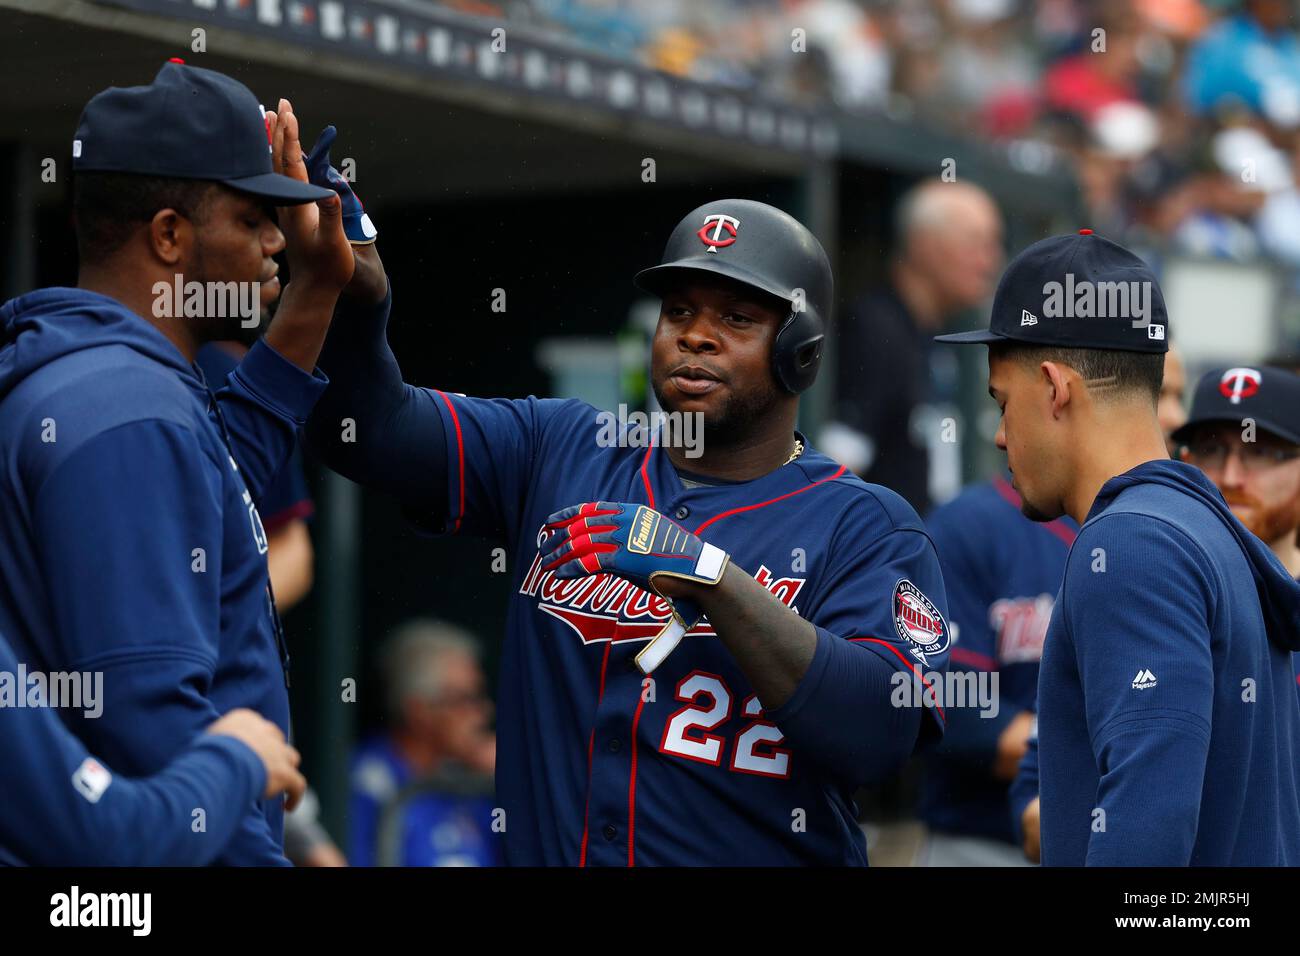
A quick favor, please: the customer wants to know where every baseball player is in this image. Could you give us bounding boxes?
[305,197,951,865]
[937,230,1300,865]
[1176,366,1300,581]
[923,347,1185,865]
[1011,360,1300,863]
[0,622,306,865]
[0,62,352,865]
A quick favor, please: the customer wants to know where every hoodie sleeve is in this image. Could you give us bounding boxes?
[30,418,289,866]
[214,337,328,507]
[0,634,265,865]
[1065,514,1215,866]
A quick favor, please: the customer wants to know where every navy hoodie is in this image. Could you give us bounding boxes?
[1039,459,1300,865]
[0,628,268,865]
[0,288,326,866]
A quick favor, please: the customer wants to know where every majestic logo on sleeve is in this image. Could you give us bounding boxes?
[893,579,948,665]
[1132,668,1158,690]
[520,548,804,646]
[697,214,739,253]
[1219,367,1261,404]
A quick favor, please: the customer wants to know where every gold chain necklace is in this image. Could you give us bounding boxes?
[784,437,804,466]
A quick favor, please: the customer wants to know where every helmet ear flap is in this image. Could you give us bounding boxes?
[773,311,825,393]
[794,337,823,372]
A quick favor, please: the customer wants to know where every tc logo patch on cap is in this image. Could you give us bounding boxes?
[893,579,948,664]
[1219,367,1261,404]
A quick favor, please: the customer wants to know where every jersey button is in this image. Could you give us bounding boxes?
[602,824,618,841]
[607,738,621,753]
[674,506,689,520]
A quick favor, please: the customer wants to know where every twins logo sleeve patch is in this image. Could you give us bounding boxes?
[893,579,949,665]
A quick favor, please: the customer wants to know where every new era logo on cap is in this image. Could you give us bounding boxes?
[1021,309,1037,327]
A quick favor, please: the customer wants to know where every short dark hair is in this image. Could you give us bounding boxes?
[990,342,1164,405]
[72,172,217,265]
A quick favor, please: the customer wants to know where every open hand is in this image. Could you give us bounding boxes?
[269,99,354,293]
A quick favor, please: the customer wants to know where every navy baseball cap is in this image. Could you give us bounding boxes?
[1171,366,1300,447]
[72,60,332,205]
[935,229,1169,353]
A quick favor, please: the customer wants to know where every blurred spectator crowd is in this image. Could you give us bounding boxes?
[433,0,1300,270]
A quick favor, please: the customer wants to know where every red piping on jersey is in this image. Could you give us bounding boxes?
[849,637,947,722]
[992,477,1077,547]
[259,499,315,536]
[692,465,848,535]
[627,691,648,866]
[435,391,467,534]
[640,445,655,508]
[578,641,613,867]
[951,646,998,671]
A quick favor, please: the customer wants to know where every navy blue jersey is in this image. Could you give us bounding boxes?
[1038,460,1300,865]
[304,290,950,865]
[920,477,1076,843]
[425,394,949,865]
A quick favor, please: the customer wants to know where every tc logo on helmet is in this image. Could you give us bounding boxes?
[1219,367,1261,405]
[698,214,739,253]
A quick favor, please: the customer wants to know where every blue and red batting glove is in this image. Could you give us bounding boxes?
[304,125,377,245]
[541,501,730,641]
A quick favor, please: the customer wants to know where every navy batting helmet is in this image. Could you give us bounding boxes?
[633,199,833,394]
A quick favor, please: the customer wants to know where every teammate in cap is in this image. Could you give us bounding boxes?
[0,62,353,865]
[306,197,951,865]
[1176,366,1300,701]
[923,347,1184,865]
[1176,366,1300,579]
[938,230,1300,865]
[1011,359,1300,863]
